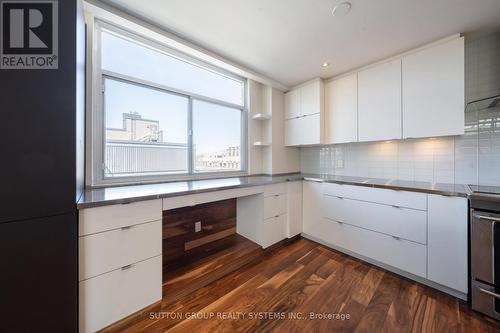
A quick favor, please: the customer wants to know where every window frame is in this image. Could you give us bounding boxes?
[88,20,247,187]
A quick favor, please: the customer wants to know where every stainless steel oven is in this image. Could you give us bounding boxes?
[471,193,500,320]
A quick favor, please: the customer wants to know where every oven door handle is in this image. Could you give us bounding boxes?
[479,287,500,299]
[473,213,500,223]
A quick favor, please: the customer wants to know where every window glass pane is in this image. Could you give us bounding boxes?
[104,78,188,177]
[192,100,242,173]
[101,30,244,106]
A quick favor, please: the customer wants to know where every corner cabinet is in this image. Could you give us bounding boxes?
[284,79,324,146]
[402,37,465,138]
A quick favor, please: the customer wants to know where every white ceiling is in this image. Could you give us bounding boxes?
[100,0,500,87]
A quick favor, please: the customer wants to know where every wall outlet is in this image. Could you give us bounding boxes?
[195,221,202,233]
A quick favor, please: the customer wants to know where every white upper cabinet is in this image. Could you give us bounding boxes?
[358,60,402,142]
[325,74,358,144]
[402,37,465,138]
[285,113,321,146]
[285,36,464,146]
[284,89,301,120]
[300,80,322,116]
[284,79,324,146]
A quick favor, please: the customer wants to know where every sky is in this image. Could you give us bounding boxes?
[102,30,242,154]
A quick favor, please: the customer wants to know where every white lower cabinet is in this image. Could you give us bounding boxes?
[287,181,303,237]
[323,194,427,244]
[325,219,427,277]
[79,220,162,281]
[79,200,163,333]
[427,195,468,293]
[302,180,468,297]
[79,199,162,236]
[322,182,427,210]
[302,180,323,235]
[237,184,292,248]
[261,214,287,248]
[79,255,162,333]
[264,193,287,219]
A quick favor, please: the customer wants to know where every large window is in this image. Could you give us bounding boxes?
[92,23,246,184]
[192,100,242,173]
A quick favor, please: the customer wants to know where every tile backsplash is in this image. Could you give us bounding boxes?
[301,136,471,184]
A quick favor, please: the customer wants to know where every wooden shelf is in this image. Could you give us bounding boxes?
[251,113,271,120]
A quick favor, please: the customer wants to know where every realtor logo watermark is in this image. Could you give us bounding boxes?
[1,0,58,69]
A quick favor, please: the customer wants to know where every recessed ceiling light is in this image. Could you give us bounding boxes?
[332,1,352,17]
[321,62,330,68]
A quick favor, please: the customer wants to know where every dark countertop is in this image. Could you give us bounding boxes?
[77,173,470,209]
[301,174,470,198]
[77,174,303,209]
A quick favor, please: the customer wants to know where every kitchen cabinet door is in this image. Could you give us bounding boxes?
[284,88,300,120]
[302,181,323,236]
[325,74,358,144]
[287,181,303,238]
[300,79,323,116]
[427,194,468,293]
[358,60,402,142]
[402,37,464,138]
[285,113,321,146]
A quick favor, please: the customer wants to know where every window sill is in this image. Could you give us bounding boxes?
[90,171,248,189]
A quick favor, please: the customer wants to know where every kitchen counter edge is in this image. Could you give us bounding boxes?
[77,173,470,209]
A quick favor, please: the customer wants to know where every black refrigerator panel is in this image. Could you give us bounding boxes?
[0,0,78,224]
[0,213,78,333]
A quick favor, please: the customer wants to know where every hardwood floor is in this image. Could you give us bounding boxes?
[105,238,500,333]
[162,233,263,303]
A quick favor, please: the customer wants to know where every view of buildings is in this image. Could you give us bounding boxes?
[194,145,240,171]
[105,112,240,176]
[106,112,164,142]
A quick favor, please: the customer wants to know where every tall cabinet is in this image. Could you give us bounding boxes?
[284,79,324,146]
[0,1,84,333]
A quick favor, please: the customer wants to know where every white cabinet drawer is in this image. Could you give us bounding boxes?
[263,183,287,197]
[321,218,426,277]
[264,194,287,220]
[322,183,427,210]
[79,255,162,333]
[79,220,162,281]
[162,194,197,210]
[323,195,427,244]
[261,214,287,248]
[79,199,162,236]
